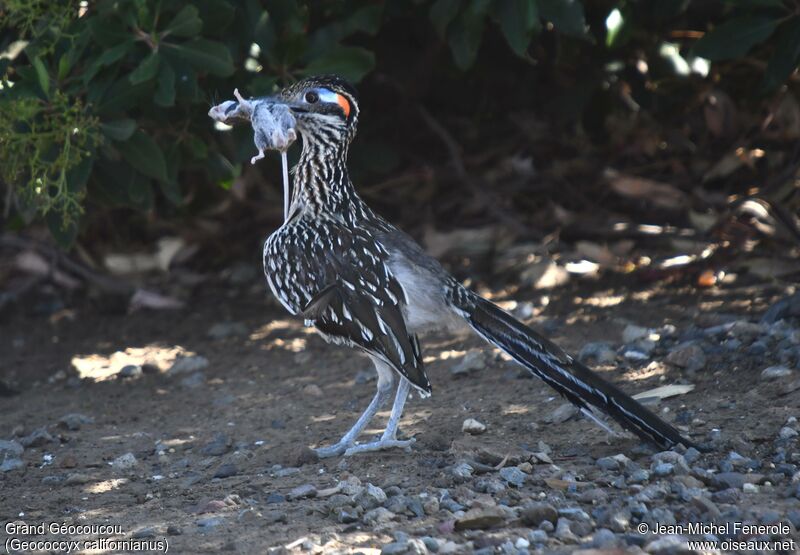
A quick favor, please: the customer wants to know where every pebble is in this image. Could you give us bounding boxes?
[0,440,24,458]
[627,469,650,484]
[454,506,507,530]
[528,529,548,544]
[118,364,143,379]
[622,325,649,343]
[665,343,706,372]
[653,463,674,477]
[213,463,238,479]
[596,456,620,471]
[779,427,798,440]
[20,428,54,448]
[207,321,248,339]
[548,403,578,423]
[304,384,324,397]
[112,452,138,470]
[169,355,209,375]
[265,492,285,504]
[579,342,616,364]
[555,518,578,542]
[520,503,558,526]
[363,507,395,526]
[58,414,94,431]
[287,484,317,500]
[742,483,758,493]
[451,351,486,375]
[180,372,205,388]
[200,433,232,456]
[761,365,793,380]
[381,542,409,555]
[1,458,24,472]
[462,418,487,435]
[196,517,223,528]
[335,507,360,524]
[711,472,763,490]
[499,467,526,487]
[65,473,91,485]
[355,483,387,509]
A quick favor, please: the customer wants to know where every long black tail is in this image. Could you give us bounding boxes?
[457,292,698,450]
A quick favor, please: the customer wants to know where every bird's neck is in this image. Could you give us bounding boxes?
[290,136,368,220]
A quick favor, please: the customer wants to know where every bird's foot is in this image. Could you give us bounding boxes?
[251,149,265,164]
[344,438,415,457]
[314,441,353,459]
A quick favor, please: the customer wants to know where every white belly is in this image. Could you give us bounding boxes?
[387,253,467,335]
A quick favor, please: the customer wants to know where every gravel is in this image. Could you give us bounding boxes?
[461,418,487,435]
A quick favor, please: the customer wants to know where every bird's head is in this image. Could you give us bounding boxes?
[277,75,359,145]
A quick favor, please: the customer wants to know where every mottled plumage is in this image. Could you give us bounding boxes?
[232,75,701,457]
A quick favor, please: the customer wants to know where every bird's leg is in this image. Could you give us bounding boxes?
[251,149,266,165]
[315,363,395,458]
[344,378,414,456]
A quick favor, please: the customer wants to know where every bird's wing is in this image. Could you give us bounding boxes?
[292,223,430,393]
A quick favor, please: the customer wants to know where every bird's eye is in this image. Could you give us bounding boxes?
[305,91,319,104]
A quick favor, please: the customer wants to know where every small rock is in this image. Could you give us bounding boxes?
[666,343,706,372]
[196,517,223,528]
[596,456,620,471]
[451,462,474,482]
[711,472,763,490]
[213,463,238,479]
[462,418,487,435]
[454,506,507,530]
[451,351,486,375]
[112,452,138,470]
[579,342,616,364]
[65,472,91,485]
[653,463,674,477]
[381,542,409,555]
[555,518,578,542]
[287,484,317,500]
[133,527,156,538]
[207,321,248,339]
[363,507,395,526]
[338,476,363,496]
[200,433,232,456]
[528,529,548,544]
[742,483,758,493]
[520,503,558,526]
[548,403,579,424]
[779,427,798,440]
[20,428,54,448]
[266,492,285,504]
[59,454,78,468]
[0,440,24,458]
[166,525,182,536]
[622,325,649,343]
[590,528,617,548]
[118,364,143,379]
[1,458,24,472]
[289,446,320,467]
[169,355,209,375]
[304,384,324,397]
[58,414,94,431]
[690,495,721,518]
[335,507,360,524]
[355,483,387,509]
[499,467,526,487]
[762,365,793,381]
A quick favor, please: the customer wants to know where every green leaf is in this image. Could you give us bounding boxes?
[163,39,234,76]
[98,79,153,115]
[495,0,540,56]
[31,57,49,97]
[303,46,375,82]
[84,41,134,84]
[539,0,587,38]
[762,17,800,92]
[129,52,160,84]
[447,0,492,70]
[154,61,176,107]
[121,130,168,182]
[66,155,94,193]
[101,119,137,141]
[160,145,183,205]
[46,211,78,249]
[57,54,71,80]
[165,5,203,38]
[693,15,781,61]
[430,0,461,38]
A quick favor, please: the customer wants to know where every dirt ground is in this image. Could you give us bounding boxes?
[1,270,799,554]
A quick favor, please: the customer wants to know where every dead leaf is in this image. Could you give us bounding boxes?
[632,384,695,403]
[605,169,687,210]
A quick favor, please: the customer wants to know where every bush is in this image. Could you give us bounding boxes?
[1,0,799,247]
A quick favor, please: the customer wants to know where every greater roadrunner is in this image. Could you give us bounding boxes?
[252,75,697,457]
